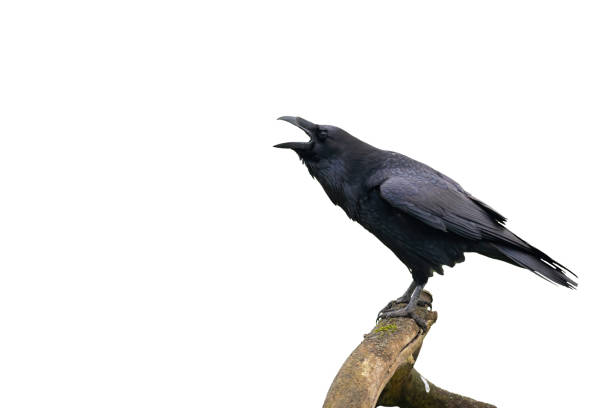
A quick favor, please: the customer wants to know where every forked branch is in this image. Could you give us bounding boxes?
[322,291,495,408]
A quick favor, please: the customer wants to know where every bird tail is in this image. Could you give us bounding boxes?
[479,243,577,289]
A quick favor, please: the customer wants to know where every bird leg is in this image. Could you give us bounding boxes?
[377,281,417,315]
[377,283,428,331]
[377,280,431,314]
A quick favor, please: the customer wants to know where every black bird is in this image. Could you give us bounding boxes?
[275,116,576,327]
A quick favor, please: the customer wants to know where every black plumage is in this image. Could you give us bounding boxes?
[275,116,576,324]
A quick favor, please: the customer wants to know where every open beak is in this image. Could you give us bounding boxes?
[274,116,318,150]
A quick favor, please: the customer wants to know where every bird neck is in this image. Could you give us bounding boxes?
[307,157,362,220]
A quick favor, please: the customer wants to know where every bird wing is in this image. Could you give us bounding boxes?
[377,175,526,248]
[375,173,576,287]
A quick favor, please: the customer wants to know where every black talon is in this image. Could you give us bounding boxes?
[417,299,432,309]
[377,299,401,318]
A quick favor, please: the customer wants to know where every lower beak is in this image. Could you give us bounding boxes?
[274,141,310,149]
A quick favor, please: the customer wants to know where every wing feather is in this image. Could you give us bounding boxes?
[378,176,526,248]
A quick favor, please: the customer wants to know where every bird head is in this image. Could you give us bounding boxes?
[274,116,376,215]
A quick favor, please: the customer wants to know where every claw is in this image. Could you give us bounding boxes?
[377,299,399,316]
[417,299,432,309]
[377,296,430,321]
[377,295,413,319]
[377,305,428,331]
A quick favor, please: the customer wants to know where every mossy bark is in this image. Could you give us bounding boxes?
[322,291,496,408]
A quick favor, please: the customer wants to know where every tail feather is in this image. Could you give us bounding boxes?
[491,244,577,289]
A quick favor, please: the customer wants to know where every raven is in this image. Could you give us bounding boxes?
[275,116,576,327]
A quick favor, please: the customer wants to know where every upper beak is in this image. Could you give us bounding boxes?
[274,116,318,150]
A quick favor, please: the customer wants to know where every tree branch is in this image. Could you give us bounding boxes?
[322,291,496,408]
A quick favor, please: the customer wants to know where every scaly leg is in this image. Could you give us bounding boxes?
[377,280,432,314]
[377,281,417,316]
[377,283,428,330]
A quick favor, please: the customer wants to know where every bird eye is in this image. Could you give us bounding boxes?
[318,129,328,141]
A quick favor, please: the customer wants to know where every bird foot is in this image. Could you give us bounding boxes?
[377,305,428,331]
[377,297,431,316]
[377,299,402,316]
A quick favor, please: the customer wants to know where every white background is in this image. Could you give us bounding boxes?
[1,1,610,407]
